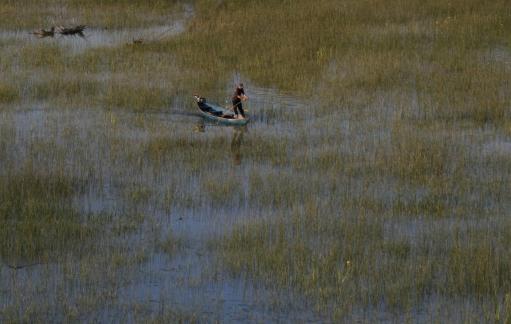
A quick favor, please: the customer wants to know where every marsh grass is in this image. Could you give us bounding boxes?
[203,175,242,207]
[158,231,182,255]
[0,82,19,104]
[19,43,64,69]
[103,83,169,111]
[185,0,511,319]
[415,57,511,125]
[0,171,94,262]
[31,78,100,105]
[0,0,184,29]
[1,0,511,321]
[221,204,511,317]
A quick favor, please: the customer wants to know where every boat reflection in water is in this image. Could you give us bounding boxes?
[193,121,247,166]
[231,126,246,166]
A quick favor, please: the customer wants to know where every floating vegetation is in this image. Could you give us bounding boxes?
[56,25,87,37]
[30,25,87,39]
[31,27,55,38]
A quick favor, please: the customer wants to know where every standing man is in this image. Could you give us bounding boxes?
[232,83,248,119]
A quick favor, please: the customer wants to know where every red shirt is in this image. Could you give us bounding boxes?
[232,87,245,100]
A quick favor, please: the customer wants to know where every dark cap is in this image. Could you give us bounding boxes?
[238,83,244,88]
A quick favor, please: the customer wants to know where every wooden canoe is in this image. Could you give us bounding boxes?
[194,96,249,126]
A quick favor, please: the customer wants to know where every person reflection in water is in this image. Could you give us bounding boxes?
[231,126,246,166]
[194,120,205,133]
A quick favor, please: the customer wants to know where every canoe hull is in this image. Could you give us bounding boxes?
[195,96,249,126]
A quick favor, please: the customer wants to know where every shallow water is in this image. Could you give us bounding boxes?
[1,82,508,321]
[0,3,193,54]
[0,81,328,321]
[2,6,510,319]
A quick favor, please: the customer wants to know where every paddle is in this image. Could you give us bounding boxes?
[226,95,249,110]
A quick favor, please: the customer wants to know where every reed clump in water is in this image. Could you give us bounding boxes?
[0,171,94,262]
[221,200,511,318]
[0,82,19,104]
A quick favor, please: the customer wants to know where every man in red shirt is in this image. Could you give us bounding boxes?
[232,83,248,119]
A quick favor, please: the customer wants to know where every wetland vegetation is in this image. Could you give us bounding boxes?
[1,0,510,322]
